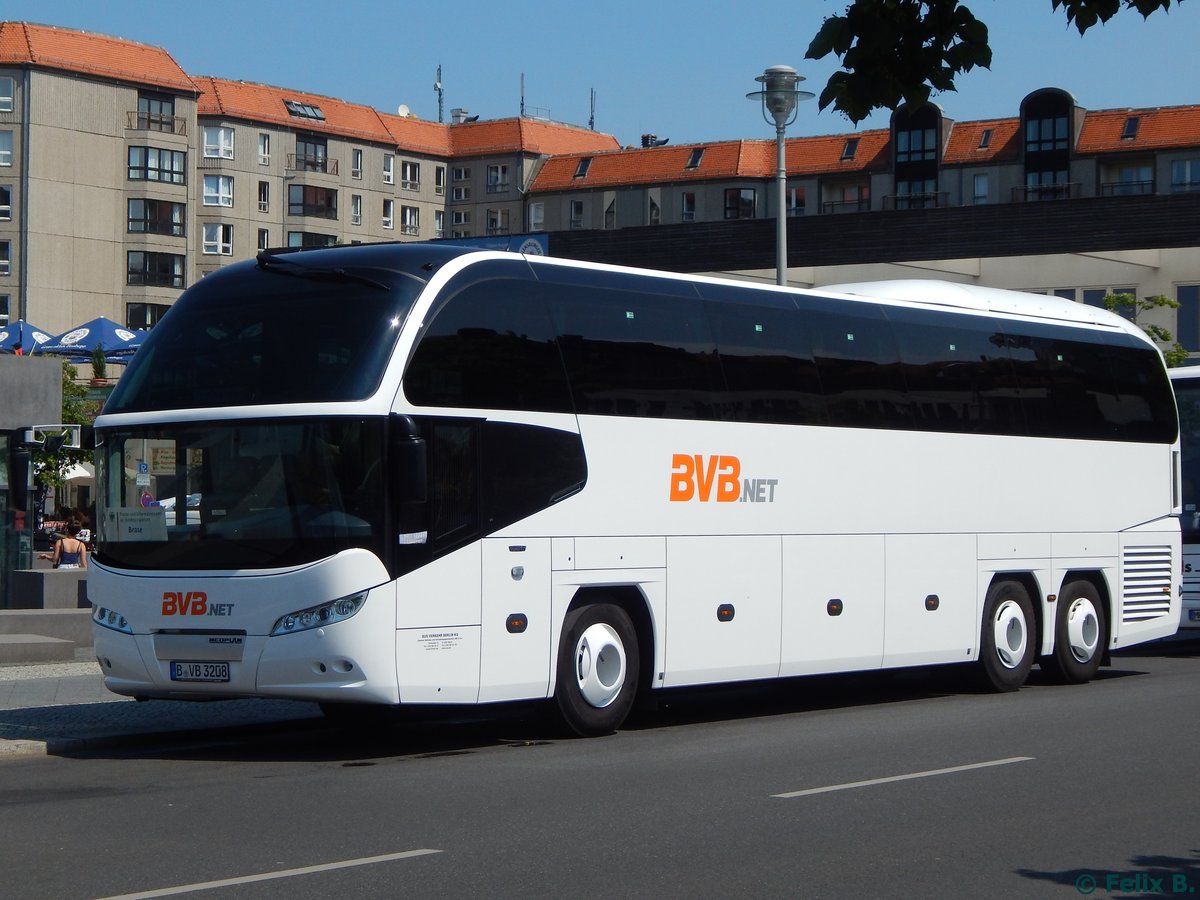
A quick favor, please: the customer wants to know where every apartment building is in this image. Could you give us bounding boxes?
[0,21,618,338]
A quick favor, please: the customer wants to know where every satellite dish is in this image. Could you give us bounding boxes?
[397,104,411,117]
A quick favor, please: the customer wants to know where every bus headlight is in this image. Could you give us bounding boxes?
[93,606,133,635]
[270,591,367,636]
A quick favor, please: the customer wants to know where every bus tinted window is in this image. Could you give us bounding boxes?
[804,298,912,429]
[405,261,573,413]
[1103,336,1178,442]
[540,267,723,420]
[697,282,827,426]
[886,306,1025,434]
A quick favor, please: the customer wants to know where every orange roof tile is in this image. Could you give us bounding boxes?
[196,76,394,144]
[942,119,1021,164]
[787,129,891,175]
[379,111,453,156]
[1078,105,1200,153]
[0,21,196,94]
[449,118,620,158]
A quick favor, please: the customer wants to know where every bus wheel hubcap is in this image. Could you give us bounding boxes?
[992,599,1027,669]
[574,623,626,709]
[1065,597,1100,663]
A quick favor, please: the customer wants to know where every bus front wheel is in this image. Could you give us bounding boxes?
[554,602,639,737]
[978,580,1036,691]
[1041,580,1107,684]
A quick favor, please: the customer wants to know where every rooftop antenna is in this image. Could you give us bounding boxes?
[589,88,595,130]
[434,64,444,124]
[520,72,526,118]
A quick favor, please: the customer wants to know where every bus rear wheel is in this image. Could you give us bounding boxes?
[1041,580,1107,684]
[978,580,1036,691]
[554,601,639,737]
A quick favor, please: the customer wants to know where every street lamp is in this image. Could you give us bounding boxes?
[747,65,813,286]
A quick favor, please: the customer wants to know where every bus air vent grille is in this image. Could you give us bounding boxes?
[1120,544,1174,622]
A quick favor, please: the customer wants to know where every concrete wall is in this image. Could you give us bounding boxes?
[0,354,61,430]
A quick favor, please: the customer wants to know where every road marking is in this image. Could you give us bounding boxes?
[772,756,1035,799]
[95,848,443,899]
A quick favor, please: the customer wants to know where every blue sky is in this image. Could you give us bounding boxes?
[5,0,1198,145]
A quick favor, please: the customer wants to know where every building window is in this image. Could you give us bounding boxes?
[452,186,470,201]
[686,148,704,169]
[294,137,329,173]
[286,231,337,248]
[648,197,660,226]
[402,161,420,190]
[434,209,445,238]
[973,173,990,204]
[203,175,234,207]
[452,166,470,181]
[383,198,394,229]
[202,223,234,255]
[1171,159,1200,193]
[0,294,9,326]
[0,185,10,220]
[528,202,544,231]
[0,240,9,276]
[1121,116,1140,140]
[787,187,804,217]
[127,198,186,236]
[257,181,269,213]
[351,148,363,180]
[724,188,756,219]
[350,194,362,226]
[383,154,394,185]
[0,131,12,167]
[574,158,592,178]
[1025,115,1068,152]
[126,302,170,329]
[451,210,471,226]
[202,126,235,159]
[569,200,584,229]
[0,77,13,113]
[435,166,446,195]
[283,99,324,121]
[128,146,186,184]
[136,92,176,132]
[258,133,270,166]
[681,192,696,222]
[486,208,509,235]
[840,139,859,161]
[288,184,338,219]
[604,200,615,229]
[257,228,269,250]
[127,251,185,287]
[978,128,993,149]
[487,164,509,193]
[401,205,420,235]
[896,127,936,163]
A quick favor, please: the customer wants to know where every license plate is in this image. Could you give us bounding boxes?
[170,661,231,682]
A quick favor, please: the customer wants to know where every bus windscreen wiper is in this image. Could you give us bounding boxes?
[255,251,390,291]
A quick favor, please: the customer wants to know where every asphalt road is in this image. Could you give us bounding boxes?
[2,641,1199,900]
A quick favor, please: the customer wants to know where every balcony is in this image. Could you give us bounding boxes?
[127,111,186,135]
[1012,182,1078,202]
[401,180,420,192]
[882,191,949,210]
[286,154,339,176]
[1101,180,1154,197]
[400,224,420,236]
[821,198,871,214]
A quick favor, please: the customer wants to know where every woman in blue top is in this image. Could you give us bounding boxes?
[40,522,88,570]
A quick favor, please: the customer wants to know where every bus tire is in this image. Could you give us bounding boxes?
[978,580,1036,691]
[1041,580,1107,684]
[554,601,639,737]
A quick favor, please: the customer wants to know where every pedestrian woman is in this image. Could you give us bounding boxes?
[38,522,89,569]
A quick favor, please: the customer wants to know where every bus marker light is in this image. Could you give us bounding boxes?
[827,599,843,617]
[507,614,528,633]
[717,604,735,622]
[925,595,940,611]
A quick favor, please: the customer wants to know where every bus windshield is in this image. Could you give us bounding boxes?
[104,245,457,413]
[1175,375,1200,541]
[95,418,388,570]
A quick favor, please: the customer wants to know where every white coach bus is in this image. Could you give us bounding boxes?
[89,244,1181,735]
[1169,367,1200,629]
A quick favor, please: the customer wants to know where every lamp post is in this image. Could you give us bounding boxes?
[747,65,813,286]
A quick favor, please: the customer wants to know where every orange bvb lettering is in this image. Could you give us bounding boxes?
[669,454,741,502]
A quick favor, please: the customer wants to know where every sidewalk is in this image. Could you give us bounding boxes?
[0,657,321,757]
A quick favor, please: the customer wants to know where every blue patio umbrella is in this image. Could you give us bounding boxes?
[0,319,55,354]
[40,316,139,362]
